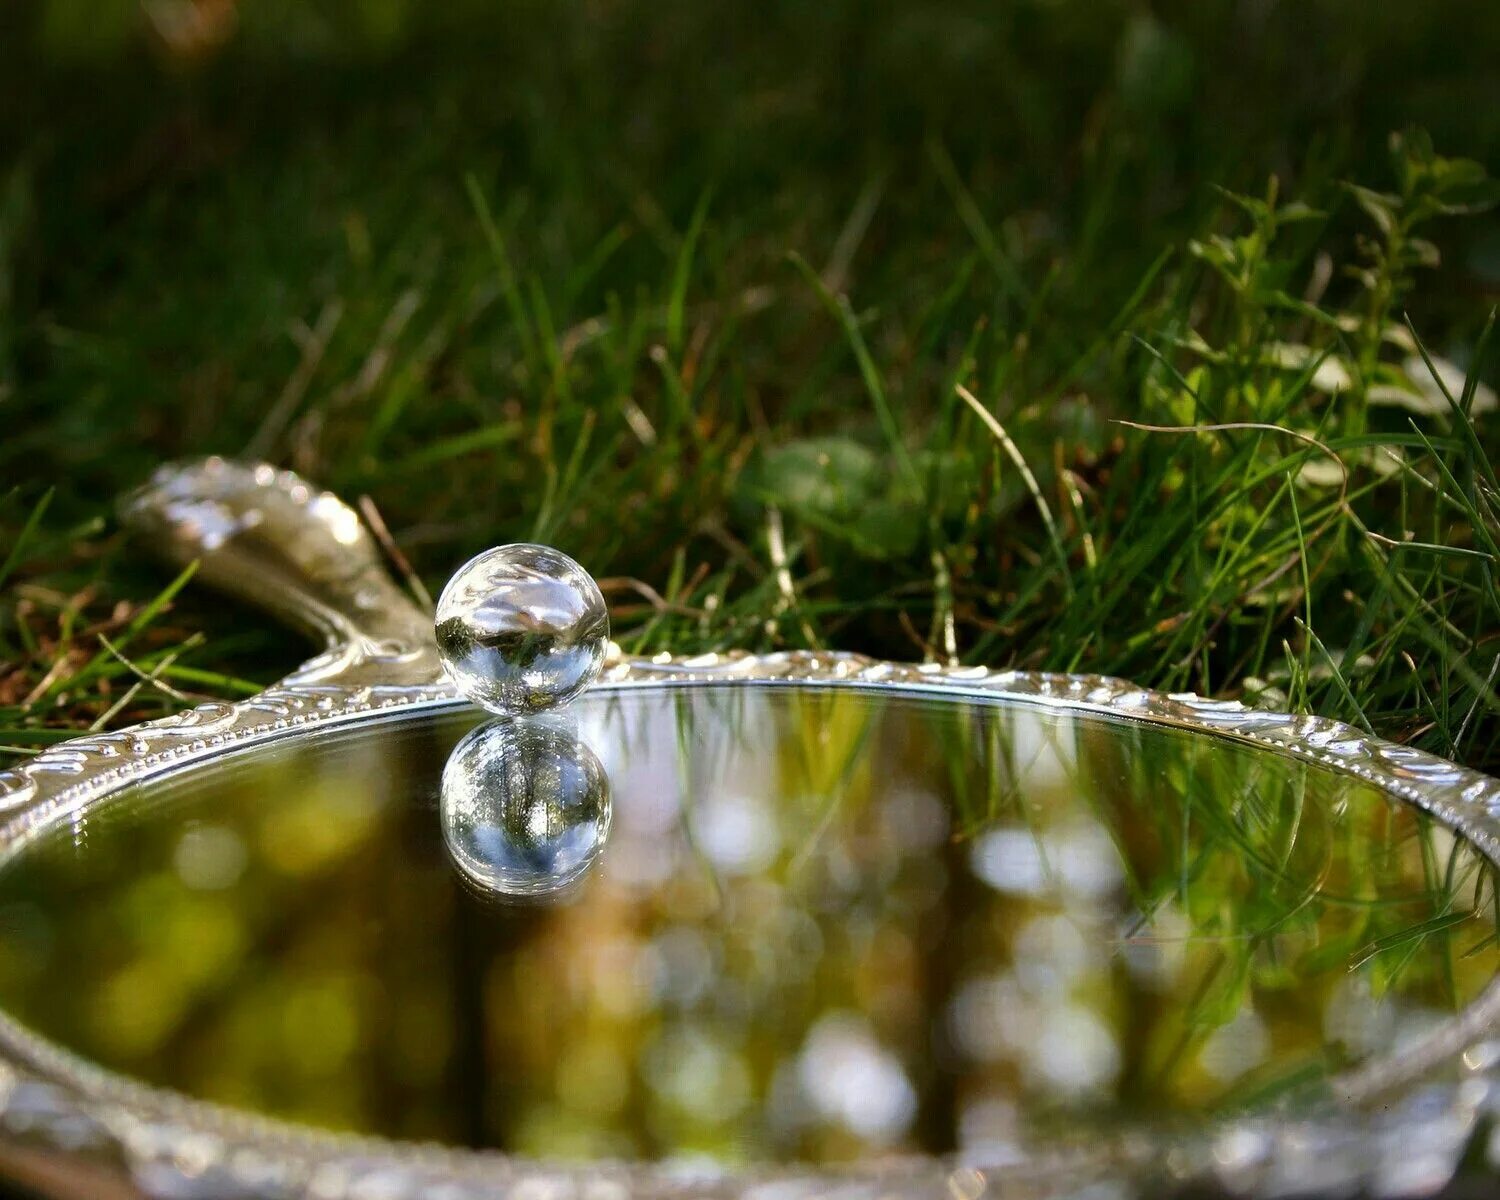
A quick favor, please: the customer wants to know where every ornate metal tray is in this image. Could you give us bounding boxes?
[0,458,1496,1200]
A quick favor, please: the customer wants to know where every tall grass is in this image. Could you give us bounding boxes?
[0,2,1497,772]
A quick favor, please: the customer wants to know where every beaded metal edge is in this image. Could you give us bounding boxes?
[0,652,1498,1199]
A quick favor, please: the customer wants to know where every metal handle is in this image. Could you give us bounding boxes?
[119,457,443,688]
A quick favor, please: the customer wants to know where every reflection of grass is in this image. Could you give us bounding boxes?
[666,685,881,891]
[0,691,1496,1159]
[782,690,877,876]
[673,685,725,905]
[929,699,1500,1112]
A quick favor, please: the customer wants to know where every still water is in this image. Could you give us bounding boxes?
[0,686,1493,1165]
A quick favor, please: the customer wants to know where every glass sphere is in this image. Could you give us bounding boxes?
[440,718,611,901]
[435,543,608,715]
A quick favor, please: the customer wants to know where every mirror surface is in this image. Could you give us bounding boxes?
[0,685,1494,1166]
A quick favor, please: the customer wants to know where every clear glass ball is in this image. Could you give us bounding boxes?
[435,543,609,715]
[440,719,611,901]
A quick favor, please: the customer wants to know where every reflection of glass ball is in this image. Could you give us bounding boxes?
[435,543,608,715]
[440,718,611,901]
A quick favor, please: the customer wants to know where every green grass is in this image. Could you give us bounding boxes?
[1,0,1499,772]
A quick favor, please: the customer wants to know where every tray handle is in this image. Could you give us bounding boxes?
[119,457,443,688]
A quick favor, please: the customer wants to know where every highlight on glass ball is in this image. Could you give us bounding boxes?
[440,717,612,902]
[435,543,609,715]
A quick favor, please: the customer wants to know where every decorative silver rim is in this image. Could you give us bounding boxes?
[1,651,1499,1199]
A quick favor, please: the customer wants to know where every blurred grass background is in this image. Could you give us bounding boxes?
[2,0,1499,771]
